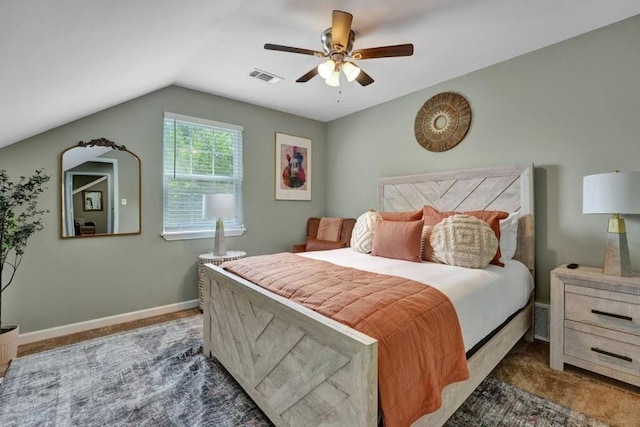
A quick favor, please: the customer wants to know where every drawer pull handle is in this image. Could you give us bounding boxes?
[591,347,633,362]
[591,309,632,322]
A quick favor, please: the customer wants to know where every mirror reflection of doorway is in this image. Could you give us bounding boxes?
[60,139,141,238]
[64,159,119,236]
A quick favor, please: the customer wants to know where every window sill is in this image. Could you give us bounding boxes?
[161,228,246,241]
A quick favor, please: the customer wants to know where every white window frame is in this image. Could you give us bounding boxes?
[162,112,245,241]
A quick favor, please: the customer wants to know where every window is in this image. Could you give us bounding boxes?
[162,112,244,240]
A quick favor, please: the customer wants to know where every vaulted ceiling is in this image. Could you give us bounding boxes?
[1,0,639,149]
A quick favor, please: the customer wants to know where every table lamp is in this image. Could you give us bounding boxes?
[203,193,236,256]
[583,171,640,276]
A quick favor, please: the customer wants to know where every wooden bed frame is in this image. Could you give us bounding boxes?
[203,164,535,426]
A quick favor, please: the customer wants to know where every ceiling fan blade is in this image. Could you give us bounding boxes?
[355,69,374,86]
[351,44,414,60]
[331,10,353,52]
[264,43,324,57]
[296,67,319,83]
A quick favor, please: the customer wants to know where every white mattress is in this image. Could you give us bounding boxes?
[298,248,534,352]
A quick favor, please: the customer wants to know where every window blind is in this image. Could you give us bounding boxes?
[162,112,244,239]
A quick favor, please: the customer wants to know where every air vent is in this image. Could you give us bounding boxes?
[249,68,282,84]
[534,302,550,342]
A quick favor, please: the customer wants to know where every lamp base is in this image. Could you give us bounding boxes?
[603,231,632,277]
[213,218,227,256]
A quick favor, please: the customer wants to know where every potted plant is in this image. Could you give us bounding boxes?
[0,169,50,366]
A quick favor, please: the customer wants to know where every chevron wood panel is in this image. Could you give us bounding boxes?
[485,179,521,212]
[381,175,520,212]
[203,267,378,426]
[378,164,534,272]
[455,176,519,211]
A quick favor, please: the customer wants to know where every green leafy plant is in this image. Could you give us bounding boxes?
[0,169,50,333]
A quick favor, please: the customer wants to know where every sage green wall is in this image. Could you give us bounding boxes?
[325,15,640,304]
[0,86,326,333]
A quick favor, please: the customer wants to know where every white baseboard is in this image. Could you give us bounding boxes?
[18,299,199,346]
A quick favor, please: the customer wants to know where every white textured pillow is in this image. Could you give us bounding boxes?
[499,212,519,261]
[430,215,499,269]
[350,211,383,253]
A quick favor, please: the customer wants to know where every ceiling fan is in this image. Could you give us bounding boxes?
[264,10,414,87]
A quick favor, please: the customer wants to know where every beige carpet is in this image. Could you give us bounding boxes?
[491,339,640,427]
[2,309,639,426]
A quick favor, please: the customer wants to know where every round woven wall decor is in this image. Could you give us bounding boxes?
[414,92,471,152]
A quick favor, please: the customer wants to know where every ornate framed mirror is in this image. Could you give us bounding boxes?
[60,138,141,238]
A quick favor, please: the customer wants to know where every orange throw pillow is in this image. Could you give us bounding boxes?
[378,209,423,221]
[371,220,424,262]
[316,217,343,242]
[422,206,509,267]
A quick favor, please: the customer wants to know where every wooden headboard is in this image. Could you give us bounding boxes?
[378,164,535,273]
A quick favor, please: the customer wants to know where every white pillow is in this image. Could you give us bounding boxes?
[499,212,519,261]
[350,211,382,253]
[430,215,499,269]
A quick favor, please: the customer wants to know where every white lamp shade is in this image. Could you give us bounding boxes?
[317,59,335,79]
[341,61,361,82]
[325,70,340,87]
[203,193,236,218]
[583,171,640,214]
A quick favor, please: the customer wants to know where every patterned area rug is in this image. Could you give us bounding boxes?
[444,376,607,427]
[0,315,607,426]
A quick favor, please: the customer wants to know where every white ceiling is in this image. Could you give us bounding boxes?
[1,0,639,149]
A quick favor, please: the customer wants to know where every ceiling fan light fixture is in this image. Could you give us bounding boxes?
[264,10,414,88]
[317,59,336,79]
[325,70,340,87]
[341,61,360,82]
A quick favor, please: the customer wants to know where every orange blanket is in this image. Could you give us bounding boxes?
[223,253,469,427]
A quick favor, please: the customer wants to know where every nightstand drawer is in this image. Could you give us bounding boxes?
[565,327,640,378]
[565,284,640,336]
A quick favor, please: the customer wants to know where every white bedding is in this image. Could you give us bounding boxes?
[298,248,534,352]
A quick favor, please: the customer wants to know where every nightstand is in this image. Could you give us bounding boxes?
[198,251,247,311]
[550,265,640,386]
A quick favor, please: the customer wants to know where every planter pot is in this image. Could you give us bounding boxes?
[0,324,19,366]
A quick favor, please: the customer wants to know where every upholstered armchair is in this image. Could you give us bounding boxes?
[74,218,96,235]
[293,217,356,253]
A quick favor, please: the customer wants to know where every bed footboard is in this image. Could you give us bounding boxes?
[203,264,378,426]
